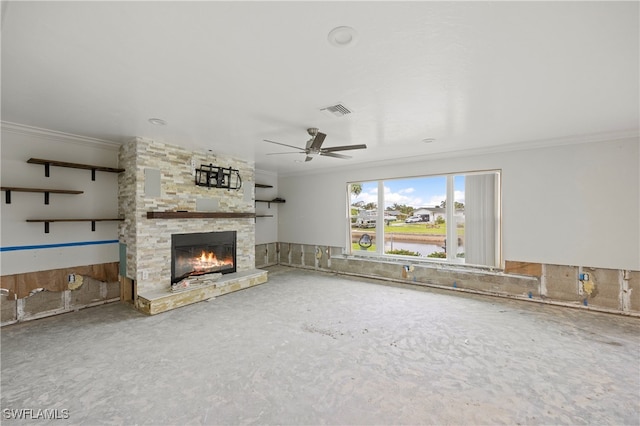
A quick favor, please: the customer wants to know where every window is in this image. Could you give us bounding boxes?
[348,171,501,268]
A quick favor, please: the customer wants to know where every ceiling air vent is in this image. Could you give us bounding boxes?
[320,103,352,118]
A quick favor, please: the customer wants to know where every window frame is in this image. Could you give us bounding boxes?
[346,169,502,268]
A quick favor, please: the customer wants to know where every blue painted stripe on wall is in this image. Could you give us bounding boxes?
[0,240,119,252]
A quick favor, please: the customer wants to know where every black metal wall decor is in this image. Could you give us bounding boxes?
[195,164,242,190]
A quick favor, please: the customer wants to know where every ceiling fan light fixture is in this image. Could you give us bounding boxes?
[328,26,358,47]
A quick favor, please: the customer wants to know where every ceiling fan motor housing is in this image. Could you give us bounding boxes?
[264,128,366,162]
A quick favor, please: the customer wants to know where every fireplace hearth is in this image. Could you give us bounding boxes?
[171,231,236,285]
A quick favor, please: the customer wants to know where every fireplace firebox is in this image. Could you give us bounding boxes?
[171,231,236,284]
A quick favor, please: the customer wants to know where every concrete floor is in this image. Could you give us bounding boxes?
[2,266,639,425]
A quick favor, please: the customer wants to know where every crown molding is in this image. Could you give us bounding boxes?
[456,129,639,157]
[1,121,122,151]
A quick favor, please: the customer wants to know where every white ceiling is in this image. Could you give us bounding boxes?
[2,1,638,175]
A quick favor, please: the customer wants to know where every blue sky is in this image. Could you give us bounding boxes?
[351,176,465,209]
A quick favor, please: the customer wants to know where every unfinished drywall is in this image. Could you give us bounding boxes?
[276,136,640,271]
[258,241,639,316]
[2,262,119,298]
[1,274,120,326]
[255,242,279,268]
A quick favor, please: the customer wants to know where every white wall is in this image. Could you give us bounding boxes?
[3,124,637,274]
[1,123,121,275]
[254,169,279,245]
[277,137,640,271]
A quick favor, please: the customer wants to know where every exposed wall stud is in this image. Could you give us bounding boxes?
[620,269,631,312]
[16,298,25,321]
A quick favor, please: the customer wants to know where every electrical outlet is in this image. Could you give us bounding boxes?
[142,270,149,280]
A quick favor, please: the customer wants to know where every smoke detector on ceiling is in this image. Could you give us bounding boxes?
[328,26,358,47]
[320,103,352,118]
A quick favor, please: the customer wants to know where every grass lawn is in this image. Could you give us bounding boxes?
[352,222,464,236]
[352,243,377,252]
[385,223,447,234]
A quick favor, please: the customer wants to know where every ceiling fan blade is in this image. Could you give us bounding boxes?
[309,132,326,151]
[320,151,351,159]
[263,139,305,152]
[321,144,367,153]
[266,151,304,156]
[304,155,314,162]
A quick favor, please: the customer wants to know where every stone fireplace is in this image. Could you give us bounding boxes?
[118,137,267,314]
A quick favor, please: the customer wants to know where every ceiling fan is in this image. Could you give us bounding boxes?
[264,128,367,162]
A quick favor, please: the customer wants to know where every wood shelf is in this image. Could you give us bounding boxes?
[26,218,123,233]
[27,158,125,181]
[147,211,255,219]
[255,198,285,208]
[1,186,84,204]
[255,184,278,219]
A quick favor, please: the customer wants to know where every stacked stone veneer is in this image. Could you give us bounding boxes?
[118,138,256,295]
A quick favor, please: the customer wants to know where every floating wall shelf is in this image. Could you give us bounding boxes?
[27,158,125,181]
[26,218,124,233]
[255,198,285,208]
[254,183,284,208]
[1,186,83,204]
[146,211,255,219]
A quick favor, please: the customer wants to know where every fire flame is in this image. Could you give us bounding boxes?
[175,249,233,281]
[200,251,216,264]
[185,250,232,274]
[195,250,225,270]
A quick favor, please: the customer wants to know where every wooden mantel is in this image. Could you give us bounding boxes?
[146,211,255,219]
